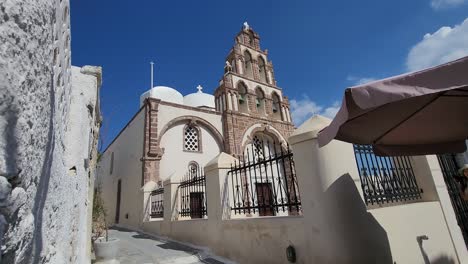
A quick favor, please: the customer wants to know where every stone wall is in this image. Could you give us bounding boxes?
[0,1,101,263]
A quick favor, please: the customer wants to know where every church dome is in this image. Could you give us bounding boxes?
[183,85,215,108]
[140,86,184,106]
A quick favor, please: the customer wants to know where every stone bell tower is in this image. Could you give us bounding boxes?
[214,22,295,156]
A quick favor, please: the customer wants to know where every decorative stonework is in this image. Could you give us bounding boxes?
[215,25,295,157]
[142,98,163,184]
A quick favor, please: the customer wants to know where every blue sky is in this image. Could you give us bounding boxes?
[70,0,468,149]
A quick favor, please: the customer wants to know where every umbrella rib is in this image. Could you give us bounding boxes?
[372,93,442,144]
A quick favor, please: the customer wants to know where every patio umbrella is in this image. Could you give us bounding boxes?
[318,56,468,156]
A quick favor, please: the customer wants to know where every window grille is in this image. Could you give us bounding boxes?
[184,125,199,152]
[228,140,301,216]
[179,167,207,219]
[437,154,468,247]
[353,144,423,205]
[188,162,199,176]
[253,136,265,160]
[150,188,164,218]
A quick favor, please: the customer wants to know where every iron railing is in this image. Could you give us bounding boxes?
[228,142,301,216]
[179,168,207,219]
[437,154,468,247]
[353,144,423,205]
[150,188,164,218]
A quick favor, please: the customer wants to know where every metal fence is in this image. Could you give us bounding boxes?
[353,144,423,205]
[179,168,207,219]
[437,154,468,247]
[227,142,301,216]
[150,188,164,218]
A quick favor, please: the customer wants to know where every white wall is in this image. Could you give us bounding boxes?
[289,115,460,263]
[157,103,223,136]
[159,123,222,182]
[98,109,145,228]
[0,0,101,262]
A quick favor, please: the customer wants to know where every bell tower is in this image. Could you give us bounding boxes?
[215,22,295,156]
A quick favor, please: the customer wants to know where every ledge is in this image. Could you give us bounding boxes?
[288,115,331,145]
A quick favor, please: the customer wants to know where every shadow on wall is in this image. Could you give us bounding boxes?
[324,174,393,264]
[418,236,455,264]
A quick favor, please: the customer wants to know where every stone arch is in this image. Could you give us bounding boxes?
[258,56,267,83]
[158,115,224,151]
[236,81,249,113]
[271,92,282,120]
[240,123,287,153]
[255,86,266,116]
[243,49,253,78]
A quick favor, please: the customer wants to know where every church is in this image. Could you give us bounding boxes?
[98,23,296,226]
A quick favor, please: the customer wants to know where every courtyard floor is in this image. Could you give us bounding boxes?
[97,226,232,264]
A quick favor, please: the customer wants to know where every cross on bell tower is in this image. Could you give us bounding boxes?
[215,23,295,156]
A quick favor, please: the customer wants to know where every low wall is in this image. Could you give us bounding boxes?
[142,216,307,264]
[135,116,461,264]
[370,202,458,263]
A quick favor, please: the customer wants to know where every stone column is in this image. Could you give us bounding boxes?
[281,106,287,122]
[221,94,226,112]
[237,56,243,75]
[142,99,164,185]
[233,93,239,111]
[226,92,232,110]
[163,179,180,221]
[204,153,239,221]
[252,59,260,81]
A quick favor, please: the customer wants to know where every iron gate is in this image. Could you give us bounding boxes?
[437,154,468,247]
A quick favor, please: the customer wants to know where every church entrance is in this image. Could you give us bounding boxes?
[190,192,204,219]
[256,183,275,216]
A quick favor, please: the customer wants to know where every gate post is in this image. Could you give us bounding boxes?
[204,152,238,221]
[429,155,468,262]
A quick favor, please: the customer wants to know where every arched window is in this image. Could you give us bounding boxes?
[188,161,199,177]
[255,87,266,116]
[245,132,279,162]
[272,92,282,120]
[238,82,249,113]
[258,56,267,83]
[243,50,253,78]
[248,31,255,47]
[184,124,201,152]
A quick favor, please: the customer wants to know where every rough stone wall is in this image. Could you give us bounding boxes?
[0,0,101,263]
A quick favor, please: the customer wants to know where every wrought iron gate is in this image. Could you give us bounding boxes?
[437,154,468,247]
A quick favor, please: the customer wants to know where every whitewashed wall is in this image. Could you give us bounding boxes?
[98,109,145,229]
[140,115,462,264]
[0,0,101,262]
[159,123,222,182]
[157,104,223,136]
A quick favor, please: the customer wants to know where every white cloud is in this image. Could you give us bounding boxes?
[406,18,468,71]
[346,75,377,86]
[431,0,466,9]
[290,96,340,126]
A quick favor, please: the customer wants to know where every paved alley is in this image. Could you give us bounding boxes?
[104,227,232,264]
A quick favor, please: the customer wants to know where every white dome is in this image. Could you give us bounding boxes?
[183,85,215,108]
[140,86,184,106]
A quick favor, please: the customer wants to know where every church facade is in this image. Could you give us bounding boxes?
[98,24,296,226]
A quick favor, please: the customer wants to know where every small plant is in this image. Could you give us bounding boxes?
[92,185,108,242]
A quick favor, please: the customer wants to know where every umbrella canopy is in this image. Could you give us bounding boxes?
[318,56,468,156]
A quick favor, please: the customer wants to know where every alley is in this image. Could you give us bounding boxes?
[101,227,232,264]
